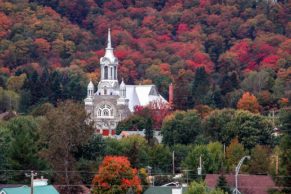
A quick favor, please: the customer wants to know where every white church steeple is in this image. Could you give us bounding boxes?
[100,28,118,81]
[97,28,119,96]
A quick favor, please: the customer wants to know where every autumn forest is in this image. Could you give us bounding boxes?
[0,0,290,194]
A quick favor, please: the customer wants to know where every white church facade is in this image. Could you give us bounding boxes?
[84,29,167,136]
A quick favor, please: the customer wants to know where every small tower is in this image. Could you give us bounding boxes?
[85,80,94,106]
[87,80,94,98]
[120,79,126,98]
[117,79,129,106]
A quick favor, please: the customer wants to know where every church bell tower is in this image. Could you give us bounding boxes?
[97,28,119,96]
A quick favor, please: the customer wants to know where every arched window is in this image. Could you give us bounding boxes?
[103,109,109,116]
[114,66,117,79]
[110,67,113,80]
[104,66,108,79]
[96,104,114,118]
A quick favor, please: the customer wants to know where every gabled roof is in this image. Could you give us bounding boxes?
[0,185,59,194]
[205,174,276,194]
[125,85,167,112]
[144,187,188,194]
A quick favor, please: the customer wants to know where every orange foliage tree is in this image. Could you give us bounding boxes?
[92,156,142,194]
[237,92,260,113]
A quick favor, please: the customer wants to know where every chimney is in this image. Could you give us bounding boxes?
[169,83,174,107]
[33,176,48,187]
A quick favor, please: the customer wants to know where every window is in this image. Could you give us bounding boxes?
[103,109,109,116]
[110,67,113,79]
[104,66,108,79]
[97,104,114,118]
[114,66,117,79]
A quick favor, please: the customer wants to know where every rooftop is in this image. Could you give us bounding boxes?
[205,174,276,194]
[0,185,59,194]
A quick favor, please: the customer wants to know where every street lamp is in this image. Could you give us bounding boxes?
[233,156,251,194]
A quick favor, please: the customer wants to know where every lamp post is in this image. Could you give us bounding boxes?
[233,156,251,194]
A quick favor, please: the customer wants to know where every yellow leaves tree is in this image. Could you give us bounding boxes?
[237,92,260,113]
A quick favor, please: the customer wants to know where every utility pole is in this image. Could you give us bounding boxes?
[172,151,175,175]
[276,155,279,175]
[25,171,37,194]
[197,155,202,176]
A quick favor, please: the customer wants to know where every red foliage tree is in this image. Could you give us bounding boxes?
[237,92,260,113]
[0,12,12,38]
[92,156,142,194]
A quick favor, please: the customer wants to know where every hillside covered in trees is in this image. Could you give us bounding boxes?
[0,1,291,193]
[0,0,290,112]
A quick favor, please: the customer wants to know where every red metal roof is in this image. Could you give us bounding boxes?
[205,174,277,194]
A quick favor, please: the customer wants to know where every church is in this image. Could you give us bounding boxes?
[84,29,168,136]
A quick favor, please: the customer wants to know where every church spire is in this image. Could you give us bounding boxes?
[107,28,112,49]
[104,28,115,62]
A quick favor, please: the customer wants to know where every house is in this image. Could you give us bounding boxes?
[0,177,59,194]
[205,174,277,194]
[144,187,188,194]
[0,185,59,194]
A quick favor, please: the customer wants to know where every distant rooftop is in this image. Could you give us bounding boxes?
[205,174,276,194]
[0,185,59,194]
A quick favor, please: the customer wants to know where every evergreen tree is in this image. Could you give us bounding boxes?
[6,116,47,182]
[216,174,231,194]
[278,109,291,193]
[144,117,153,144]
[192,67,210,106]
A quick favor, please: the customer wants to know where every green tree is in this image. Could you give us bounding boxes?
[225,138,246,172]
[116,115,147,134]
[6,116,47,182]
[241,70,274,95]
[216,174,231,194]
[183,145,211,176]
[183,143,224,176]
[207,142,224,173]
[0,87,20,112]
[119,135,149,168]
[148,144,171,173]
[171,144,192,173]
[233,110,273,149]
[186,181,226,194]
[161,110,202,145]
[144,117,153,144]
[248,145,270,174]
[0,124,11,183]
[203,109,236,145]
[192,67,210,106]
[278,109,291,193]
[6,74,26,93]
[40,100,94,194]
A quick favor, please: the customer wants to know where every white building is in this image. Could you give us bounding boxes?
[84,29,167,136]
